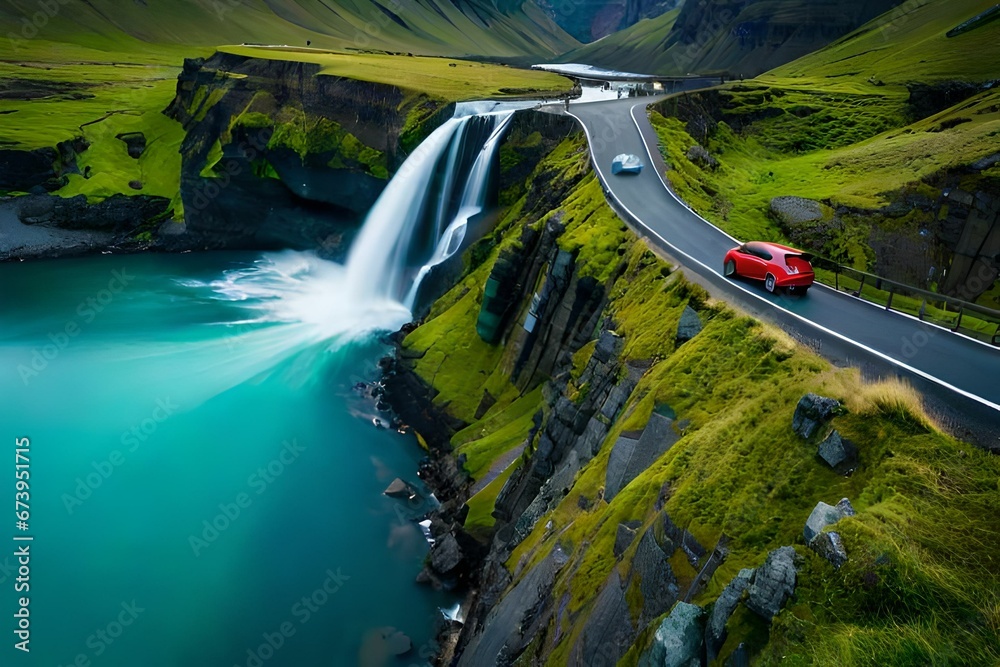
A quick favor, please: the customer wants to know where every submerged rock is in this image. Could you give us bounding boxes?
[639,601,704,667]
[358,626,412,667]
[746,547,797,621]
[383,478,416,499]
[792,393,842,439]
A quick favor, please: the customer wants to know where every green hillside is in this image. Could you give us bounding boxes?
[559,8,680,74]
[1,0,577,59]
[554,0,898,76]
[648,0,1000,303]
[763,0,1000,86]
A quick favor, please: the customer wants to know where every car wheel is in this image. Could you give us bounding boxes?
[788,285,809,296]
[724,259,736,277]
[765,273,777,293]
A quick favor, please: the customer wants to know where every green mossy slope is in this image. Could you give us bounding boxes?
[403,126,1000,665]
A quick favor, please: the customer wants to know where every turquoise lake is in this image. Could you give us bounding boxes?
[0,250,454,666]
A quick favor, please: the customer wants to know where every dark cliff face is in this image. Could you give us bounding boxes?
[537,0,680,42]
[164,52,452,256]
[663,0,902,76]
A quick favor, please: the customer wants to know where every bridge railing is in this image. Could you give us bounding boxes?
[809,257,1000,346]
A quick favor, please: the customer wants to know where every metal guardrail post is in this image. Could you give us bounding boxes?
[994,325,1000,346]
[953,306,964,332]
[885,288,894,311]
[856,274,865,295]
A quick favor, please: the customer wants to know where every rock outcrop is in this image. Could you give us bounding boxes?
[792,393,842,439]
[817,430,858,473]
[639,602,704,667]
[705,568,754,663]
[803,498,855,543]
[746,546,798,621]
[675,305,703,344]
[162,52,455,256]
[804,498,855,569]
[605,412,678,501]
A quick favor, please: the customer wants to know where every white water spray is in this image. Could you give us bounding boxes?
[185,104,519,375]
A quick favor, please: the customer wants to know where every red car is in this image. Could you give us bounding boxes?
[723,241,815,294]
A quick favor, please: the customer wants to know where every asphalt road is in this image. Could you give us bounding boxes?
[561,97,1000,442]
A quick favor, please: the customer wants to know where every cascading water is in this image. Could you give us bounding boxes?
[194,103,522,363]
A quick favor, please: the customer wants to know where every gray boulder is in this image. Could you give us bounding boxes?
[705,568,754,664]
[817,430,858,472]
[383,477,416,499]
[429,533,463,574]
[746,547,798,621]
[640,602,704,667]
[687,144,719,170]
[594,329,623,363]
[675,305,703,344]
[810,531,848,569]
[804,498,855,543]
[770,196,824,226]
[792,393,842,439]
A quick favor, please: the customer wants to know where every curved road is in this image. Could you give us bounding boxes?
[561,97,1000,443]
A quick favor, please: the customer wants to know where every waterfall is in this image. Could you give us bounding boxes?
[193,104,522,359]
[402,110,515,309]
[345,107,515,310]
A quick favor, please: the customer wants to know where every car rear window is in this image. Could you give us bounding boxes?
[744,243,773,260]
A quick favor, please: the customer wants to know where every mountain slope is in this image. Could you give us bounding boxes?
[559,8,681,73]
[534,0,680,42]
[553,0,902,76]
[0,0,578,58]
[764,0,1000,85]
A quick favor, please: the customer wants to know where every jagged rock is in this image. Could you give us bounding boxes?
[430,533,463,574]
[810,531,848,569]
[18,192,170,231]
[705,568,754,664]
[632,528,681,627]
[639,602,704,667]
[770,196,824,226]
[458,545,567,666]
[817,430,858,472]
[675,305,703,344]
[383,478,416,499]
[746,546,797,621]
[594,329,623,363]
[792,393,842,439]
[686,143,719,170]
[971,153,1000,171]
[804,498,855,543]
[605,412,677,501]
[837,498,856,517]
[570,569,635,667]
[614,521,640,558]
